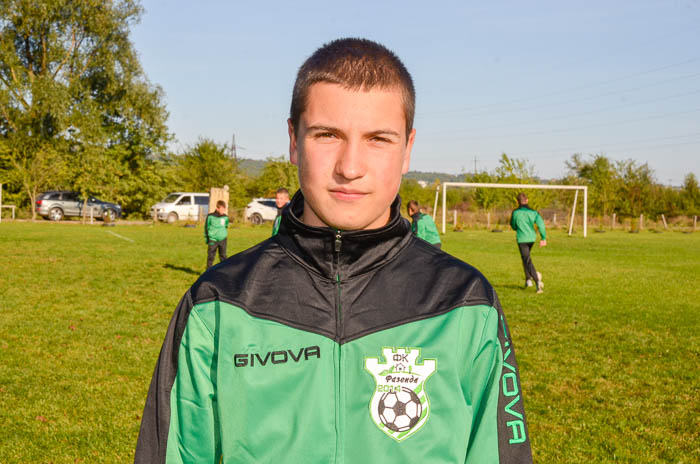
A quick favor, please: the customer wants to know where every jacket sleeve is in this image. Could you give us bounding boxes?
[465,305,532,464]
[509,211,516,231]
[535,212,546,240]
[204,216,210,243]
[134,293,221,463]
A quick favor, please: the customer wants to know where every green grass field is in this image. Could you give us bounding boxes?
[1,222,698,463]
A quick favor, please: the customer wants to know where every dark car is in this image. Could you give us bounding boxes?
[35,191,122,221]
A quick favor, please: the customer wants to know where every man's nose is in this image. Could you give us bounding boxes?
[334,139,367,181]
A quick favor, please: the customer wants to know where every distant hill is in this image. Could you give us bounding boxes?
[238,158,267,177]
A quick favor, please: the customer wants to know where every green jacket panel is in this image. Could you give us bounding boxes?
[509,206,545,243]
[164,301,506,463]
[411,212,441,245]
[205,213,229,243]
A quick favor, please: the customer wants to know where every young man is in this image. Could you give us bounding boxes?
[135,38,532,463]
[271,187,290,236]
[509,193,546,293]
[407,199,441,248]
[204,200,228,269]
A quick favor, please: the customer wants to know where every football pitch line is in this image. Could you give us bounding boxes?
[106,230,135,242]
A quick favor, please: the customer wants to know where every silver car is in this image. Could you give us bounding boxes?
[35,191,122,221]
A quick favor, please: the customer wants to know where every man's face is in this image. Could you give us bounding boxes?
[275,192,290,209]
[216,205,226,215]
[288,83,415,231]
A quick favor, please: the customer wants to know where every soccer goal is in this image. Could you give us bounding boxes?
[440,182,589,237]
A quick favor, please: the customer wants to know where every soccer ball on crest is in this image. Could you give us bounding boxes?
[378,387,422,432]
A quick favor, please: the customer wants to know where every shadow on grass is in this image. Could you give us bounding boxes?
[493,283,528,291]
[164,263,201,276]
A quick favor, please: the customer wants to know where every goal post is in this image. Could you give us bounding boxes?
[440,182,588,237]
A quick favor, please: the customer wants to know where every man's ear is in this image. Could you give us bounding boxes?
[401,128,416,174]
[288,119,299,165]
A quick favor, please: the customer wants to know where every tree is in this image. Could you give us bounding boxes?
[0,138,67,211]
[469,171,499,211]
[174,138,248,208]
[0,0,169,218]
[248,157,299,203]
[492,153,552,209]
[566,153,620,216]
[616,159,654,217]
[399,179,434,212]
[680,173,700,216]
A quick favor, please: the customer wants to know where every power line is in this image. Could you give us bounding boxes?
[420,71,700,119]
[426,89,700,137]
[508,131,700,160]
[444,105,700,141]
[421,56,700,115]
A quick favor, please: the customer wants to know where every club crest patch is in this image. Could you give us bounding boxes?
[364,347,437,442]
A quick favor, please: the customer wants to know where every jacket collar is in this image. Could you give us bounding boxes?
[276,191,412,279]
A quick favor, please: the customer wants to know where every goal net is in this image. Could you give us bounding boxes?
[440,182,588,237]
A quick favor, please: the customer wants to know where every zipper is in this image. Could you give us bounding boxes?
[334,229,342,336]
[333,230,343,463]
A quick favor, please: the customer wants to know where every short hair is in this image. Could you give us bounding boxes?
[276,187,290,196]
[517,193,528,205]
[407,200,420,212]
[290,38,415,139]
[216,200,227,208]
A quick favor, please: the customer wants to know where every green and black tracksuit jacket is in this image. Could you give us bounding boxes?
[135,192,532,463]
[509,206,546,243]
[204,211,229,243]
[410,212,441,246]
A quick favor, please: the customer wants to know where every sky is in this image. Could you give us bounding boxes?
[130,0,700,185]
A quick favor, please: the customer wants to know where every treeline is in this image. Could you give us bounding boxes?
[399,154,700,220]
[4,139,699,221]
[0,138,299,219]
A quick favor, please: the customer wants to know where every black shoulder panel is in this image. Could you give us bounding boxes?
[190,237,337,340]
[339,236,498,343]
[185,235,498,344]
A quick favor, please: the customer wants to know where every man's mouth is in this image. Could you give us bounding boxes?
[329,189,367,201]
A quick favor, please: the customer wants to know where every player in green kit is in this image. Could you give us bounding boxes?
[407,200,441,248]
[204,200,229,269]
[510,193,546,293]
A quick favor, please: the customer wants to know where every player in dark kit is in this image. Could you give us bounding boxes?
[135,38,532,463]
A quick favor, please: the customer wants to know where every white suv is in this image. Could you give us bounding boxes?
[151,192,209,223]
[244,198,278,225]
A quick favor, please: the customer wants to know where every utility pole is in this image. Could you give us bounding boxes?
[473,156,479,174]
[231,133,237,159]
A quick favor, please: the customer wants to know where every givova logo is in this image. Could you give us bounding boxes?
[364,347,436,442]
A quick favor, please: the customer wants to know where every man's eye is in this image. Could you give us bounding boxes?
[370,136,390,143]
[317,132,336,138]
